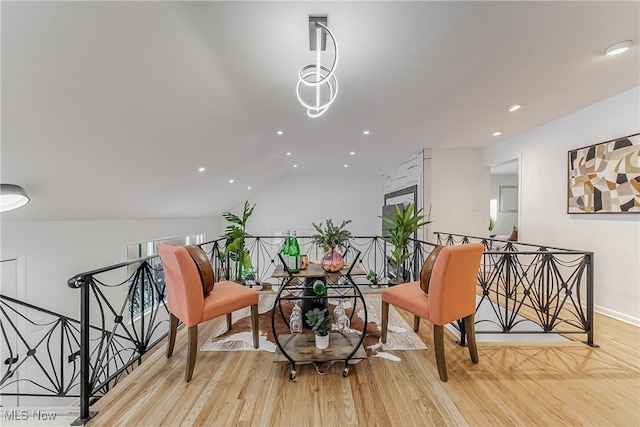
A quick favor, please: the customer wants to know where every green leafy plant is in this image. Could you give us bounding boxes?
[489,217,496,232]
[305,307,332,336]
[311,219,352,252]
[379,202,431,283]
[366,269,378,285]
[222,200,255,282]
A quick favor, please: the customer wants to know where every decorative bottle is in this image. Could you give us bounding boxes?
[289,231,300,273]
[282,230,291,271]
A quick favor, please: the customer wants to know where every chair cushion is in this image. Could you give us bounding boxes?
[420,246,444,294]
[185,245,215,296]
[381,281,430,320]
[202,280,259,320]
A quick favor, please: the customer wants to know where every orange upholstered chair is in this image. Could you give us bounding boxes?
[381,243,484,381]
[158,243,259,382]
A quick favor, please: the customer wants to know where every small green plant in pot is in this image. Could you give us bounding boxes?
[222,201,255,283]
[366,269,379,287]
[305,307,332,349]
[379,202,430,284]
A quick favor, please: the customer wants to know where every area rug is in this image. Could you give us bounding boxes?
[200,293,427,361]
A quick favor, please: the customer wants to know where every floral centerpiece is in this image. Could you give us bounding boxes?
[311,219,352,272]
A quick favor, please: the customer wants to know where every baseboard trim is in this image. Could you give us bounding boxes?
[595,305,640,327]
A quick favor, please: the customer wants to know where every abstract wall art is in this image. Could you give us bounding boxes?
[568,133,640,213]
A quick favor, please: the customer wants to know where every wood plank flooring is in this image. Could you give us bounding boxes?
[88,308,639,426]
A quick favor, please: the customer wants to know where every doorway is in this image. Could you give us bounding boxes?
[489,159,519,240]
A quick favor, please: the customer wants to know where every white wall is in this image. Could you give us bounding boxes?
[490,174,519,236]
[483,87,640,324]
[223,173,382,238]
[1,218,218,317]
[430,148,488,240]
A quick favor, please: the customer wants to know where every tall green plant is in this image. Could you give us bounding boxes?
[222,201,255,282]
[379,202,430,283]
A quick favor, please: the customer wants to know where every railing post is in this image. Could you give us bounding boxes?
[586,253,598,347]
[72,275,97,425]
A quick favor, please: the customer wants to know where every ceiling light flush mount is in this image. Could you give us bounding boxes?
[296,16,339,118]
[277,130,284,135]
[363,130,370,135]
[605,40,632,56]
[492,131,502,137]
[507,104,521,112]
[0,184,30,212]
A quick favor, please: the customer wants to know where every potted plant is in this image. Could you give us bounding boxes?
[366,269,379,287]
[489,217,496,237]
[311,219,352,272]
[379,202,430,284]
[222,201,255,283]
[305,307,332,349]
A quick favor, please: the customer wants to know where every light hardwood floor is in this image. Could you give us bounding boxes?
[88,308,639,426]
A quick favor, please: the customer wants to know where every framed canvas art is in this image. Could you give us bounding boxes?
[567,133,639,213]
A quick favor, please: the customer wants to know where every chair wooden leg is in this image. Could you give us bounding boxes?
[381,301,389,343]
[463,314,479,364]
[167,313,178,358]
[433,325,447,382]
[251,304,259,349]
[185,325,198,382]
[226,313,232,331]
[413,315,420,332]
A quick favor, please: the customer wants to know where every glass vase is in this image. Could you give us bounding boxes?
[289,301,303,334]
[321,247,344,272]
[335,299,350,332]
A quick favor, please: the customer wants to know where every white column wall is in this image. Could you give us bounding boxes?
[483,87,640,324]
[430,148,488,240]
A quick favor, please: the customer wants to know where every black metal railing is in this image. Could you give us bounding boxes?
[204,236,395,288]
[65,255,171,425]
[1,232,595,425]
[432,232,596,346]
[0,295,82,402]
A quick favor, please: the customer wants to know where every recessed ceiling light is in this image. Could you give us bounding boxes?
[247,186,252,190]
[344,164,348,168]
[507,104,521,112]
[293,164,298,168]
[286,152,291,156]
[350,151,355,155]
[492,131,502,137]
[363,130,370,135]
[605,40,632,56]
[198,167,205,172]
[229,179,234,183]
[277,130,283,135]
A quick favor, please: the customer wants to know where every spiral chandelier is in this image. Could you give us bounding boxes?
[296,16,339,118]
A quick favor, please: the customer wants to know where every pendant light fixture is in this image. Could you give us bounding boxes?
[296,16,339,118]
[0,184,30,212]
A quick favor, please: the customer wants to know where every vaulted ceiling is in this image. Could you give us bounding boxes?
[2,1,638,221]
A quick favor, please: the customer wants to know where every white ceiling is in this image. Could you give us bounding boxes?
[1,1,638,221]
